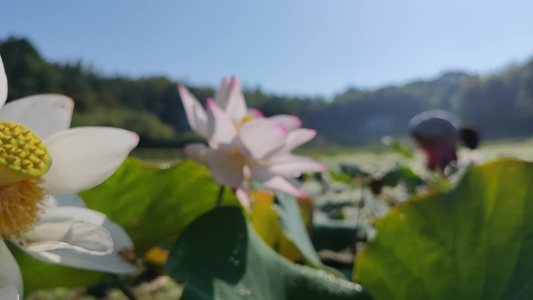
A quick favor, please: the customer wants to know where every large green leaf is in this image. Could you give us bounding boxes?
[18,158,239,293]
[355,158,533,300]
[167,206,371,300]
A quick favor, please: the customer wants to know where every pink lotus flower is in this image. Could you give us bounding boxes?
[178,77,325,206]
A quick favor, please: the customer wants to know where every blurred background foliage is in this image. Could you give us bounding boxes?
[2,36,533,147]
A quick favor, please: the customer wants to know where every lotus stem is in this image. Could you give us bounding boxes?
[216,185,225,207]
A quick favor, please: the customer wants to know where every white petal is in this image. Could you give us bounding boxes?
[206,99,237,151]
[249,165,306,197]
[19,208,113,255]
[268,114,302,131]
[18,207,136,273]
[0,241,22,299]
[178,84,209,138]
[183,143,209,165]
[0,56,7,109]
[0,95,74,139]
[224,77,248,122]
[54,194,88,208]
[278,128,317,154]
[43,194,87,209]
[42,127,139,194]
[268,154,326,177]
[42,195,58,208]
[0,274,19,300]
[21,220,111,254]
[207,149,245,188]
[237,119,288,160]
[26,230,136,274]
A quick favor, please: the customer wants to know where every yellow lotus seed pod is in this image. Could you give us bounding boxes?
[0,121,51,186]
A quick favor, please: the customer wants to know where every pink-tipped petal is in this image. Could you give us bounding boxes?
[207,149,245,188]
[213,77,231,109]
[206,99,237,151]
[183,143,209,165]
[249,165,306,197]
[278,128,317,154]
[236,188,252,212]
[237,119,287,160]
[247,108,264,118]
[225,76,248,122]
[243,165,252,179]
[178,84,209,138]
[269,114,302,131]
[213,76,248,122]
[268,154,326,177]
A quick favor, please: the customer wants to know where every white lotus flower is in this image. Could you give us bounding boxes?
[0,56,139,299]
[178,77,325,206]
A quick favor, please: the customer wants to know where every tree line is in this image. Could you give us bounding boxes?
[1,36,532,147]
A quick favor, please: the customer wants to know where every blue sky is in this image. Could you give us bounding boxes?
[1,0,533,97]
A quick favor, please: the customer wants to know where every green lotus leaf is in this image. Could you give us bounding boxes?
[167,206,371,300]
[355,158,533,300]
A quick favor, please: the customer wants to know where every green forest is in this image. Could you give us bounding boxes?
[2,36,533,147]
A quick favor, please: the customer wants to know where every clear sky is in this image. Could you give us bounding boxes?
[1,0,533,97]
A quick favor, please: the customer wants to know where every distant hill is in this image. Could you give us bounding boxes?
[1,36,532,147]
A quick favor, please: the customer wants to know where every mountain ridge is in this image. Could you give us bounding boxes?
[1,36,531,146]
